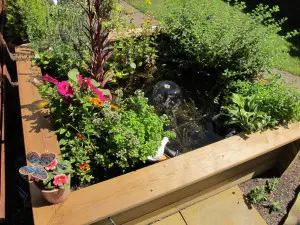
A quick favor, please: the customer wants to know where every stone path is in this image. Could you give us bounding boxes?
[120,1,158,27]
[152,186,266,225]
[272,69,300,92]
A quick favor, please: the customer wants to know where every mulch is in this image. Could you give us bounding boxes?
[239,157,300,225]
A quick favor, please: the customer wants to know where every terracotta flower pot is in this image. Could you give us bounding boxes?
[41,175,71,204]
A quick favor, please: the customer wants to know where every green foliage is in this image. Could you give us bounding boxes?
[221,93,276,132]
[248,186,268,204]
[93,90,176,170]
[247,178,280,210]
[39,74,174,183]
[162,0,287,80]
[5,0,27,42]
[266,178,279,194]
[233,76,300,123]
[269,201,282,213]
[111,19,158,79]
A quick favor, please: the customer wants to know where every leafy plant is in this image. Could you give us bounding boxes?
[247,179,281,213]
[266,178,279,194]
[269,201,282,213]
[78,0,123,87]
[248,186,268,204]
[111,19,158,80]
[221,93,276,132]
[233,76,300,123]
[38,73,175,183]
[92,90,176,170]
[162,0,286,81]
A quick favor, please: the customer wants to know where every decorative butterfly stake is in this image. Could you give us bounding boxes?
[19,152,56,180]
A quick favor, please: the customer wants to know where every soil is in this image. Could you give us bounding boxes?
[239,157,300,225]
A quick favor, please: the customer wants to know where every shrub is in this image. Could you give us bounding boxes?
[38,73,174,183]
[221,93,276,132]
[162,0,289,80]
[233,76,300,123]
[93,90,175,170]
[111,19,158,79]
[5,0,27,42]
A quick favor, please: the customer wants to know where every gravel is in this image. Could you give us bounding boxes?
[239,157,300,225]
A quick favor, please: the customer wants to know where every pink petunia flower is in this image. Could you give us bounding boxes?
[76,75,84,86]
[53,174,67,187]
[93,89,107,101]
[45,159,58,171]
[58,81,74,98]
[87,78,96,90]
[42,74,59,85]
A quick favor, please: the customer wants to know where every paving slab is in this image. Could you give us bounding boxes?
[153,212,186,225]
[284,193,300,225]
[180,186,266,225]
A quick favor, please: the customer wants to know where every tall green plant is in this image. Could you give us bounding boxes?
[162,0,290,80]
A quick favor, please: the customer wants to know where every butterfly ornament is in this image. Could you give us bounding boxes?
[19,152,56,180]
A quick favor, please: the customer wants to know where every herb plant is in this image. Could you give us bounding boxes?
[248,186,268,204]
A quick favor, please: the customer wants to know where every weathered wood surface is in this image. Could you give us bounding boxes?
[16,45,61,225]
[16,44,300,225]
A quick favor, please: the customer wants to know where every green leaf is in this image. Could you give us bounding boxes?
[91,79,101,87]
[59,128,66,134]
[68,69,80,82]
[59,139,67,145]
[130,62,136,69]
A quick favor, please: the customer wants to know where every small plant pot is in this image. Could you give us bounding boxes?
[41,175,71,204]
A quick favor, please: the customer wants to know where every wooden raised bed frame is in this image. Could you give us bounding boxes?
[16,45,300,225]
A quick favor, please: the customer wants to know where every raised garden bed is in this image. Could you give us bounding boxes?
[16,44,300,225]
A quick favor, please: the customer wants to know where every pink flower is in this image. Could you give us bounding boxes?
[93,89,107,101]
[45,159,58,171]
[58,81,74,98]
[87,78,96,90]
[34,178,40,182]
[53,174,67,187]
[42,74,58,85]
[76,75,84,86]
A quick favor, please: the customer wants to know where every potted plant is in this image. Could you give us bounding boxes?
[19,152,73,204]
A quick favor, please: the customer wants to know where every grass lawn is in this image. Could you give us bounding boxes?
[126,0,300,76]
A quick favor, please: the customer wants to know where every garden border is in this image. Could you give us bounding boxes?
[16,44,300,225]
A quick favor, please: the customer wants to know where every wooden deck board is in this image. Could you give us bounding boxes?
[16,45,61,225]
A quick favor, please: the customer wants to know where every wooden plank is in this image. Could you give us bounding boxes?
[51,124,300,225]
[16,44,300,225]
[284,193,300,225]
[277,140,300,176]
[152,213,186,225]
[180,186,266,225]
[16,45,61,225]
[111,147,281,225]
